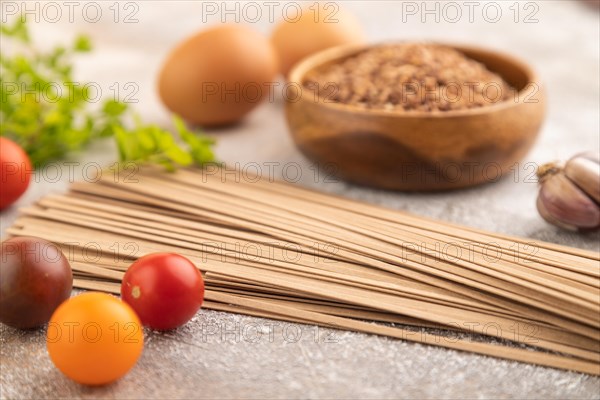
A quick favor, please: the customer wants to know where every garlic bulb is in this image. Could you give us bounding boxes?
[536,152,600,231]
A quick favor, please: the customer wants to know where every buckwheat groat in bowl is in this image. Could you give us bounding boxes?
[285,43,545,191]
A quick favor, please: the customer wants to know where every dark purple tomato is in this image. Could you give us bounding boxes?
[0,237,73,329]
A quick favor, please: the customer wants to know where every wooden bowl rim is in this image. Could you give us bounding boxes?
[288,42,542,118]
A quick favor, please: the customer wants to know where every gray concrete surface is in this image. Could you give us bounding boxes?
[1,1,599,399]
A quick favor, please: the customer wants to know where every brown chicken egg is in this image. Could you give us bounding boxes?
[158,25,278,127]
[271,3,365,77]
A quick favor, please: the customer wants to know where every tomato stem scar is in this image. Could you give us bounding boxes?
[132,286,141,299]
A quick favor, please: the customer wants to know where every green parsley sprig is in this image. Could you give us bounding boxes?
[0,17,215,169]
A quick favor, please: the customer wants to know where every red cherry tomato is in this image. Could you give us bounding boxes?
[121,253,204,330]
[0,137,32,210]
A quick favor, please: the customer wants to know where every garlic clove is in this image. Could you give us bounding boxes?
[564,152,600,203]
[537,173,600,230]
[536,196,578,231]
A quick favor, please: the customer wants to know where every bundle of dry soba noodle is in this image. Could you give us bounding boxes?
[6,166,599,375]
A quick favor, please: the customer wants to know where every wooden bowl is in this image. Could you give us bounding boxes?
[285,43,546,191]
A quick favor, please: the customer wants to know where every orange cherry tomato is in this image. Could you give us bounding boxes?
[46,292,144,386]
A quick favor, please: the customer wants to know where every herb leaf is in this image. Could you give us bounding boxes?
[0,17,215,169]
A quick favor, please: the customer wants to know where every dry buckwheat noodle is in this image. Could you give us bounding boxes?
[5,166,600,375]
